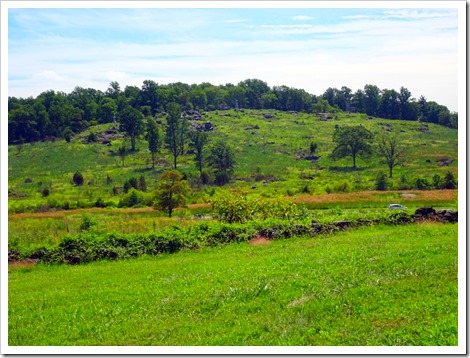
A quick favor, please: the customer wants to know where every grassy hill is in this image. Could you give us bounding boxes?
[8,109,458,214]
[7,109,459,348]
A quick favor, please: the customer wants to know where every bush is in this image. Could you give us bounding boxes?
[211,193,299,223]
[123,177,138,193]
[443,171,457,189]
[73,171,84,186]
[414,177,430,190]
[79,214,96,232]
[375,171,388,191]
[41,188,50,197]
[119,188,150,208]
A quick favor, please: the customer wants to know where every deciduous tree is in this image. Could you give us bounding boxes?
[377,133,406,178]
[191,131,208,176]
[119,106,144,151]
[331,125,374,168]
[146,118,161,169]
[165,102,189,169]
[153,170,190,218]
[207,141,236,185]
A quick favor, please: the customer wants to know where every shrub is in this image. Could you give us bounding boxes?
[414,177,430,190]
[79,214,96,232]
[123,177,138,193]
[211,193,299,223]
[73,171,84,186]
[375,171,388,191]
[211,192,255,223]
[119,188,148,208]
[443,171,457,189]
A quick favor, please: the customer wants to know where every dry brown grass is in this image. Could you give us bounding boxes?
[294,190,457,205]
[9,190,457,220]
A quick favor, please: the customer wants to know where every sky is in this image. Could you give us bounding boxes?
[6,3,461,112]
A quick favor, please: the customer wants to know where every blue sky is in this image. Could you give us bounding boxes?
[6,4,460,111]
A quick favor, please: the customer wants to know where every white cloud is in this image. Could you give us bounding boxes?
[292,15,314,21]
[223,19,250,23]
[7,8,459,111]
[33,70,67,81]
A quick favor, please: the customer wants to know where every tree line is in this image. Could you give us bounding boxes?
[8,78,457,145]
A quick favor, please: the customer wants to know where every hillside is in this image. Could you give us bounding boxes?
[8,109,458,214]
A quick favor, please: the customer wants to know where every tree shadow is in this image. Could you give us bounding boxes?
[134,167,157,173]
[328,166,366,172]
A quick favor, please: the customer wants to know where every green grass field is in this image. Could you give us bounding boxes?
[9,223,457,346]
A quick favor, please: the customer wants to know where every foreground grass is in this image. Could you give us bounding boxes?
[9,223,457,346]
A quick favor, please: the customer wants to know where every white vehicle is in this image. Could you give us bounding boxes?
[388,204,407,210]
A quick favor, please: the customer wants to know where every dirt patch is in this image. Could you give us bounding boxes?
[249,236,271,246]
[288,294,316,307]
[9,258,38,269]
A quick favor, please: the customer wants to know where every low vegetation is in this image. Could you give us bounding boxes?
[9,223,457,346]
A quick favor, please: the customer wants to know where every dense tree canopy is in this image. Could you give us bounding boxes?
[8,79,457,145]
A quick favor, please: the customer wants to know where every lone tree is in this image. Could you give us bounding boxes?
[72,171,84,205]
[207,140,236,186]
[119,106,144,151]
[153,170,191,218]
[331,125,374,168]
[165,102,189,169]
[191,131,209,176]
[146,118,161,169]
[377,133,406,178]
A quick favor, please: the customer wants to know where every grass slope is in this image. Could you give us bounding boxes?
[8,110,458,213]
[9,223,457,346]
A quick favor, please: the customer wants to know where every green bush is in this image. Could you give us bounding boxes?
[375,171,388,191]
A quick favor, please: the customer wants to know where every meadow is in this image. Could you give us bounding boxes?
[7,108,459,348]
[8,223,458,346]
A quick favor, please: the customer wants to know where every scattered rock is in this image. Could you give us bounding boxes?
[413,207,457,223]
[437,158,453,166]
[184,109,203,120]
[400,193,416,198]
[333,221,352,230]
[414,207,436,218]
[191,121,215,132]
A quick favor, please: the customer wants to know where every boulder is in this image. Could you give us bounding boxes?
[414,207,436,218]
